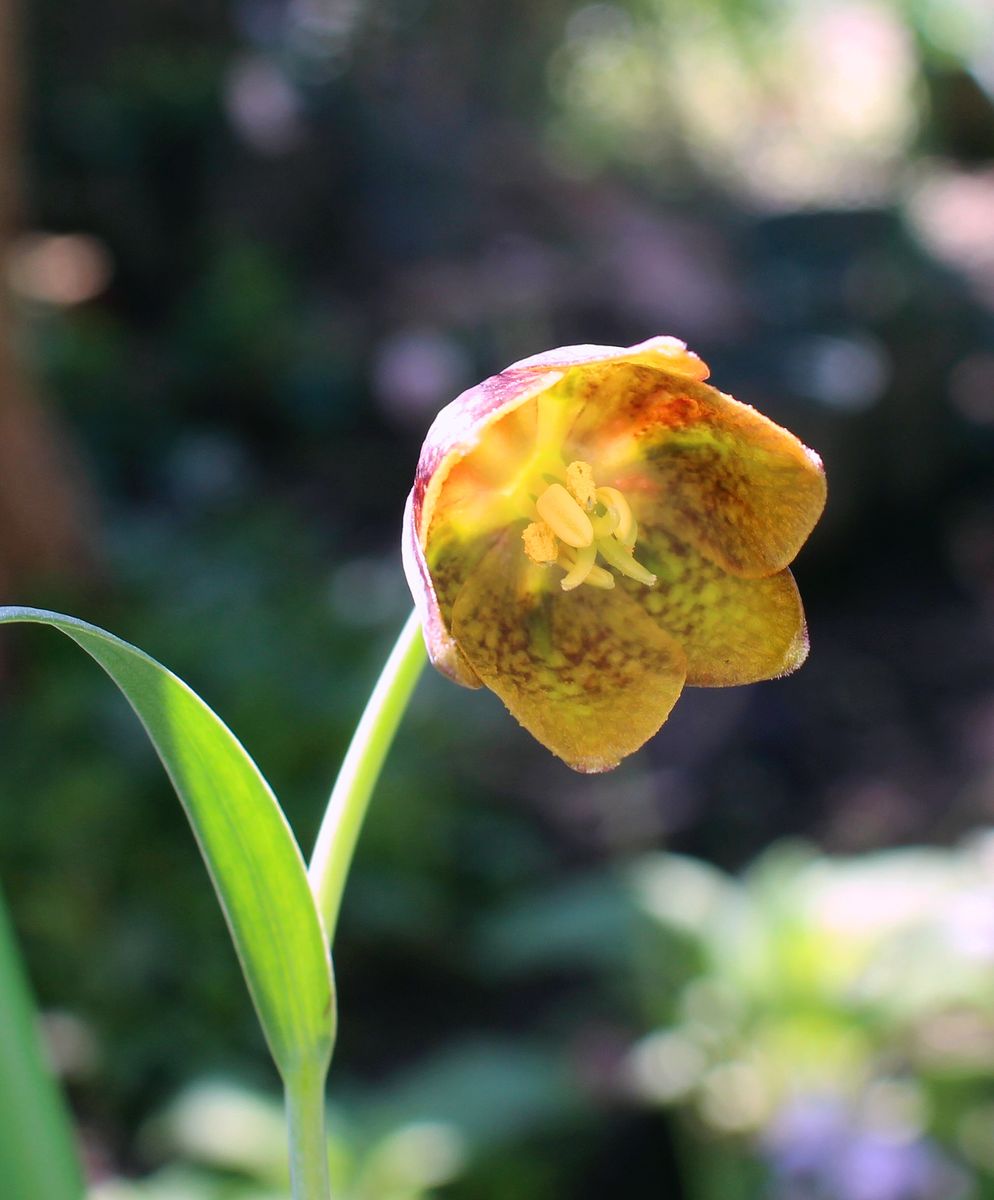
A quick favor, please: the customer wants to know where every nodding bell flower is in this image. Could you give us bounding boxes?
[403,337,826,773]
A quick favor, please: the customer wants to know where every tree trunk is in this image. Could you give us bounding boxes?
[0,0,97,593]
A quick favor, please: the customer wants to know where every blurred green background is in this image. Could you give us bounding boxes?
[1,0,994,1196]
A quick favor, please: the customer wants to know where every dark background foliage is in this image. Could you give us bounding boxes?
[2,1,994,1196]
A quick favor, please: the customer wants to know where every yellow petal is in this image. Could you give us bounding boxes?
[424,529,495,660]
[566,364,826,579]
[451,539,687,772]
[402,493,482,688]
[626,526,809,686]
[414,367,566,556]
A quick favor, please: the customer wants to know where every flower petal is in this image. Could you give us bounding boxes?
[402,491,482,687]
[565,364,826,578]
[626,526,809,686]
[508,335,710,381]
[411,366,565,553]
[451,538,688,773]
[406,366,569,687]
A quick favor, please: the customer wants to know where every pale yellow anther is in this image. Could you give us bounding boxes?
[522,520,559,564]
[565,460,596,509]
[596,487,634,545]
[536,483,594,548]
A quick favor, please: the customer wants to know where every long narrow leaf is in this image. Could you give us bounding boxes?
[0,607,335,1080]
[0,882,84,1200]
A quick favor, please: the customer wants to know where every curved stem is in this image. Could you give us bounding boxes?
[285,1064,331,1200]
[308,610,426,942]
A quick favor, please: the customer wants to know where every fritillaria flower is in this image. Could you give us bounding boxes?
[403,338,826,772]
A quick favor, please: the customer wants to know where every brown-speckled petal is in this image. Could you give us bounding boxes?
[623,525,809,686]
[563,365,826,579]
[402,491,481,687]
[406,366,568,679]
[451,537,687,772]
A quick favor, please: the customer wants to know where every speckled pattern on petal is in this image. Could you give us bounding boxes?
[452,538,687,772]
[563,365,826,578]
[626,526,808,686]
[404,336,826,770]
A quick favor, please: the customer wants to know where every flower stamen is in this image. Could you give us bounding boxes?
[557,549,616,591]
[590,505,619,539]
[522,520,560,564]
[595,487,634,544]
[559,544,597,591]
[536,483,594,548]
[595,534,657,587]
[528,463,656,592]
[620,520,638,552]
[565,461,596,509]
[584,563,617,590]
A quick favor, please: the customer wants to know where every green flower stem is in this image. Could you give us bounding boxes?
[285,1064,332,1200]
[309,608,426,942]
[287,610,424,1198]
[0,883,84,1200]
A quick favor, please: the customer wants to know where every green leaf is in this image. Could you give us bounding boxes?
[0,607,335,1080]
[0,882,84,1200]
